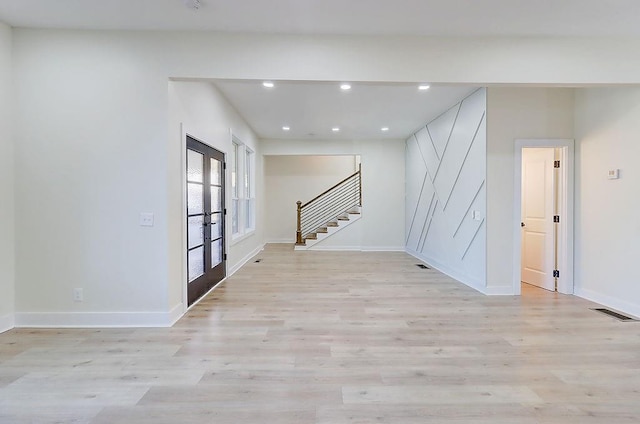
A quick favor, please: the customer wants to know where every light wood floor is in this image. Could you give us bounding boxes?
[2,244,640,423]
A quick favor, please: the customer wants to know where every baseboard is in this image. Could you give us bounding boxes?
[306,245,405,252]
[15,306,184,328]
[362,246,405,252]
[309,245,363,251]
[484,286,516,295]
[0,313,15,333]
[575,287,640,320]
[167,303,184,326]
[228,243,266,276]
[12,245,268,330]
[405,248,488,295]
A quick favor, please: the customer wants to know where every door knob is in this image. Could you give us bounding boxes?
[521,222,525,227]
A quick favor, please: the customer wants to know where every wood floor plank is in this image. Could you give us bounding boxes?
[1,243,640,423]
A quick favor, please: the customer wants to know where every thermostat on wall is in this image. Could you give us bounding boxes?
[607,169,620,180]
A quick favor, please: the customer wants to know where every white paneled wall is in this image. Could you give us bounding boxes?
[406,89,486,290]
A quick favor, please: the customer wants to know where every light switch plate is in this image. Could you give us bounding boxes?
[139,212,154,227]
[607,169,620,179]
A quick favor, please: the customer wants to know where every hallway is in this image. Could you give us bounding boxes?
[1,244,639,423]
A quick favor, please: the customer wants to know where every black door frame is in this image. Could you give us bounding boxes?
[186,135,226,306]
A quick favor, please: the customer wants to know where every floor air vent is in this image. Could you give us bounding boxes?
[416,264,430,269]
[592,308,637,321]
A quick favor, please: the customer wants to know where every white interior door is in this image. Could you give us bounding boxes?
[521,148,555,291]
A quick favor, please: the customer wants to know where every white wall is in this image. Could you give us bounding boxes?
[265,155,356,243]
[9,28,640,327]
[168,80,263,309]
[262,139,405,250]
[486,88,574,293]
[574,87,640,317]
[406,89,486,290]
[13,30,174,326]
[0,22,14,332]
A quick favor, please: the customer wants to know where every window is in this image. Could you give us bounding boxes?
[230,136,255,240]
[231,141,239,236]
[244,149,255,231]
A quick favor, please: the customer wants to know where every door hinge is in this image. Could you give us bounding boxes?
[223,162,226,170]
[553,270,560,278]
[224,208,227,215]
[553,215,560,223]
[554,160,560,168]
[223,253,227,260]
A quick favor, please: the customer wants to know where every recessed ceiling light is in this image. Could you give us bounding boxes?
[418,84,431,90]
[282,126,290,131]
[340,84,351,90]
[381,127,390,132]
[263,81,274,88]
[332,127,340,132]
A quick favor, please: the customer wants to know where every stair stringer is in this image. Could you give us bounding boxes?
[294,209,362,251]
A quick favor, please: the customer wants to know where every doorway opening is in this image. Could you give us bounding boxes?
[513,139,574,296]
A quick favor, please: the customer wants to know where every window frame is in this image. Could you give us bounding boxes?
[230,140,240,237]
[230,135,256,243]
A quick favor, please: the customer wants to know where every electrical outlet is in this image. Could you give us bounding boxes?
[73,288,83,302]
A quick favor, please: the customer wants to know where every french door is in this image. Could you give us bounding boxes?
[186,136,226,306]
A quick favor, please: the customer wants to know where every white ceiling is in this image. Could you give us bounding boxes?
[1,0,639,36]
[211,80,476,140]
[1,1,628,141]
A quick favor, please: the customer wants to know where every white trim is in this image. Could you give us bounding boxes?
[308,246,362,251]
[310,246,405,252]
[513,139,575,296]
[0,313,15,333]
[405,248,488,294]
[15,305,183,328]
[230,229,255,246]
[229,130,255,240]
[167,303,184,325]
[484,286,515,296]
[575,287,640,320]
[181,123,188,313]
[267,238,296,244]
[362,246,405,252]
[228,243,265,276]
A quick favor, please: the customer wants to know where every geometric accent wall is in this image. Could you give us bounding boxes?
[405,88,486,289]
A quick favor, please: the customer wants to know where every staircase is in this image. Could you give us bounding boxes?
[294,165,362,250]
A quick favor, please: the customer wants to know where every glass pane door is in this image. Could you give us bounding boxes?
[187,150,205,282]
[186,136,226,306]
